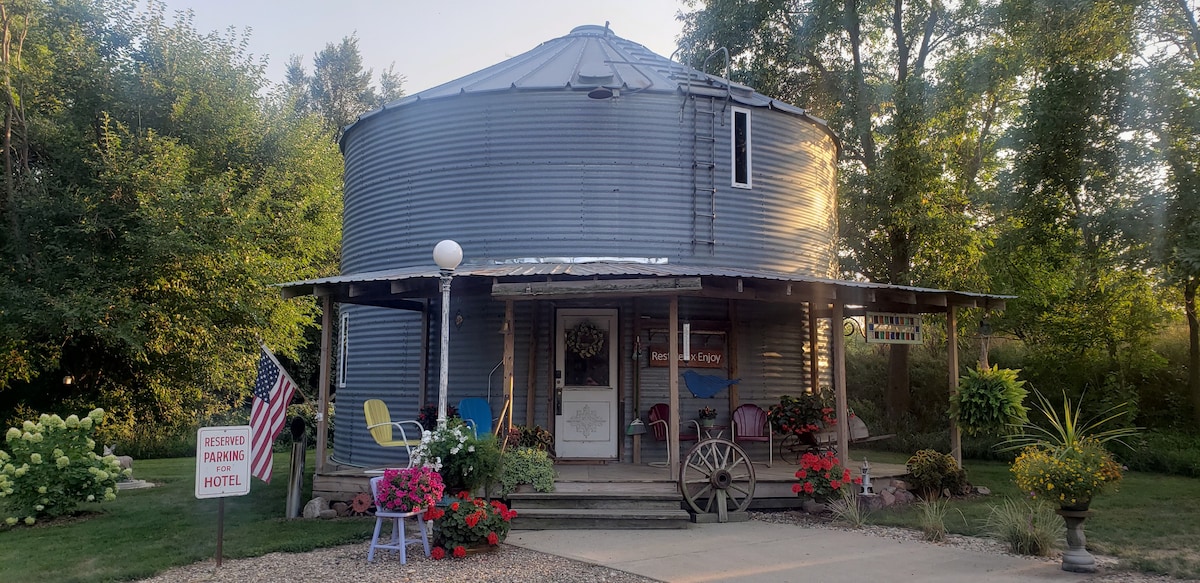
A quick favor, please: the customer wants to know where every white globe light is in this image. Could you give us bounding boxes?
[433,240,463,270]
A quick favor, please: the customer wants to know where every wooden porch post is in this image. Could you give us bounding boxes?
[727,300,740,411]
[526,303,538,426]
[831,299,849,461]
[503,300,515,434]
[808,303,821,392]
[669,296,681,480]
[948,305,962,466]
[316,295,332,474]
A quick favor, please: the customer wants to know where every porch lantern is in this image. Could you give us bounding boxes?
[860,458,873,495]
[433,239,463,426]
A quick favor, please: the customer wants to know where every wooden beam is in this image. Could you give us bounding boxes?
[948,306,962,467]
[503,300,515,435]
[728,300,740,412]
[315,296,332,474]
[669,296,681,481]
[808,302,820,392]
[492,277,703,299]
[526,304,539,426]
[832,300,849,462]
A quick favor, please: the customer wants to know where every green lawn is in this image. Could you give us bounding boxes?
[858,449,1200,579]
[0,453,374,583]
[5,449,1200,581]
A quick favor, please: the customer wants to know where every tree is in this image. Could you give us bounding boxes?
[679,0,1008,418]
[1140,0,1200,422]
[0,0,341,444]
[287,34,403,137]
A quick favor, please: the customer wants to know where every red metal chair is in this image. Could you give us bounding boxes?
[647,403,699,467]
[731,403,773,467]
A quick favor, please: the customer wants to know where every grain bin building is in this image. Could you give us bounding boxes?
[280,25,1006,482]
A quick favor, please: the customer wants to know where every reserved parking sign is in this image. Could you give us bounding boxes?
[195,426,251,499]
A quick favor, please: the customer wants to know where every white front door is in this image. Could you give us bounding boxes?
[554,309,619,459]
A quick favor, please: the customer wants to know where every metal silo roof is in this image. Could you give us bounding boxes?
[345,24,833,142]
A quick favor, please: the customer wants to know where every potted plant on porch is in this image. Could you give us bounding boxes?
[697,406,718,429]
[422,491,517,559]
[791,450,861,513]
[1006,390,1137,573]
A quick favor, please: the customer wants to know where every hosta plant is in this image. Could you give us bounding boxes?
[949,365,1029,437]
[0,409,128,526]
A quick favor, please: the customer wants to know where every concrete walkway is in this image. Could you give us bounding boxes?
[508,521,1089,583]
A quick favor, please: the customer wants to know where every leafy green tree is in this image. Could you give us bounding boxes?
[287,34,403,136]
[679,0,1009,417]
[0,0,341,445]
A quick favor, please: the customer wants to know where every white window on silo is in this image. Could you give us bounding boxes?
[731,107,752,189]
[337,311,349,388]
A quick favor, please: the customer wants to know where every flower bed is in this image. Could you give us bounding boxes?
[791,451,860,502]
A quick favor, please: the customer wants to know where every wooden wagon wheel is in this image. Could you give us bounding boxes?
[778,432,822,464]
[678,438,756,522]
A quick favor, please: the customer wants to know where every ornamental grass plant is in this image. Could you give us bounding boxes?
[982,497,1062,556]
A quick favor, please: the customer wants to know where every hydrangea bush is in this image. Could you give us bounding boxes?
[0,409,127,526]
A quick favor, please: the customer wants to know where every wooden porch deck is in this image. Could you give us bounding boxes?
[312,458,910,508]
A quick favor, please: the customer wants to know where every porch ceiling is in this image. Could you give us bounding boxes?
[278,262,1012,314]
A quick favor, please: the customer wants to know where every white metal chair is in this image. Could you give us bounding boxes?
[367,475,431,564]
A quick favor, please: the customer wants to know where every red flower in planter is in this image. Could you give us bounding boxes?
[453,545,466,558]
[487,531,499,545]
[431,547,446,560]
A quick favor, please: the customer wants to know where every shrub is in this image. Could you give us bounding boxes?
[982,498,1062,556]
[412,419,501,494]
[949,365,1029,437]
[416,403,458,431]
[0,409,128,525]
[499,446,555,497]
[424,492,516,558]
[906,449,968,499]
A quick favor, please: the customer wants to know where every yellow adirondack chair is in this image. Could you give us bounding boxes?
[363,399,424,467]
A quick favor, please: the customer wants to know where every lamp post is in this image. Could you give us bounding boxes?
[433,240,463,426]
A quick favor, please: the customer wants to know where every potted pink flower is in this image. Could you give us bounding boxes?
[375,466,444,513]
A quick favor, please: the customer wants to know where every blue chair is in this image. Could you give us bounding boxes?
[458,397,496,437]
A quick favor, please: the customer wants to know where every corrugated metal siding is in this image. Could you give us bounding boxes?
[335,305,424,467]
[340,91,838,277]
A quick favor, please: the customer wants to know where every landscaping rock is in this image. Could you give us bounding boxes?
[974,485,991,496]
[318,509,337,519]
[880,490,896,506]
[303,497,328,519]
[332,502,349,517]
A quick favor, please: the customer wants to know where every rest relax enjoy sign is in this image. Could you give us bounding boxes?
[648,346,725,368]
[195,425,251,499]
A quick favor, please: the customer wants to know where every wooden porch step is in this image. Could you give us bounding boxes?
[508,491,683,511]
[510,507,693,530]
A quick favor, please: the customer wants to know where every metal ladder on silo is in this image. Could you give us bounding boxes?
[691,93,719,251]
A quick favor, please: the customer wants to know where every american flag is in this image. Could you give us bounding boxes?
[250,345,297,483]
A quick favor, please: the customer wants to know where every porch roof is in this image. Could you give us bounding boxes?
[280,261,1012,315]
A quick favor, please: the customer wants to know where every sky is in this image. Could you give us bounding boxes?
[155,0,689,94]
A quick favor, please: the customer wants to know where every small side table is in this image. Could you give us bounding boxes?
[699,424,727,440]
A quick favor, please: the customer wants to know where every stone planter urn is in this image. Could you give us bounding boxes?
[1055,506,1096,573]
